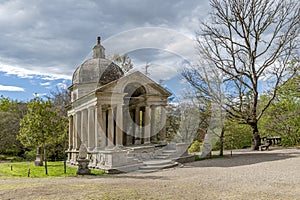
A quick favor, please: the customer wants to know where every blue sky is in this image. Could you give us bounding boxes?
[0,0,210,102]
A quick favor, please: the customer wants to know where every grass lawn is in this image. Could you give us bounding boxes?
[0,161,105,178]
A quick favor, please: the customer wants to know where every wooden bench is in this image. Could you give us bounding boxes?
[259,141,271,151]
[259,136,281,151]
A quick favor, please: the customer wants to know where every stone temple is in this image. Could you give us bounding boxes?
[66,37,192,173]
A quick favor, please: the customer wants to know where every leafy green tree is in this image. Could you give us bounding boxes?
[259,73,300,146]
[224,120,253,150]
[0,95,16,112]
[48,87,70,160]
[0,96,27,156]
[0,112,21,154]
[18,97,67,174]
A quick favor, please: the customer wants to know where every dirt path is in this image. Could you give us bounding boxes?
[1,148,300,200]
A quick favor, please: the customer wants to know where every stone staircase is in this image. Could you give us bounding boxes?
[126,143,193,173]
[137,149,179,173]
[137,159,179,173]
[154,149,177,159]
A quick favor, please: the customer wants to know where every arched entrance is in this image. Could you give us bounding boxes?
[123,83,147,145]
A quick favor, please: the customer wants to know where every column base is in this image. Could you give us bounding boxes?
[135,139,141,145]
[88,147,95,152]
[93,147,103,152]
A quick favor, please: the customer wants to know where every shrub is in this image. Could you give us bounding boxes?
[188,140,202,153]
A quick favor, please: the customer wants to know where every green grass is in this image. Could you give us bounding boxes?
[0,161,105,178]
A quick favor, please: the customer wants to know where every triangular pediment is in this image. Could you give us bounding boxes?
[96,71,172,96]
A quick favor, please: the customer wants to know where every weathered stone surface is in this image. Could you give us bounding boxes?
[78,144,88,159]
[76,159,91,175]
[76,144,91,175]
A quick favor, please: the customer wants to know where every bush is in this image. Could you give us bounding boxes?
[188,140,203,153]
[224,121,252,150]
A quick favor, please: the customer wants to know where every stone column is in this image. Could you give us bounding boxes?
[95,104,105,150]
[68,115,73,150]
[160,106,166,142]
[116,104,123,146]
[144,105,151,144]
[81,109,88,146]
[101,109,107,148]
[76,111,82,150]
[88,107,95,151]
[125,108,133,145]
[72,114,76,150]
[150,106,156,143]
[134,107,141,144]
[107,107,114,148]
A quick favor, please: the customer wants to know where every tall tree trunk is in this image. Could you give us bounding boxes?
[251,123,260,150]
[219,127,224,156]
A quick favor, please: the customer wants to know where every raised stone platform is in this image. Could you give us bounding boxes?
[67,143,194,173]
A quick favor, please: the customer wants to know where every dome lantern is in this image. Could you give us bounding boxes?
[93,36,105,59]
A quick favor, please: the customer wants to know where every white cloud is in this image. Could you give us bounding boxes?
[0,63,71,80]
[40,82,51,86]
[104,27,197,64]
[33,93,47,97]
[0,84,24,92]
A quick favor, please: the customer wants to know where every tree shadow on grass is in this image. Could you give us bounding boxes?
[184,149,300,168]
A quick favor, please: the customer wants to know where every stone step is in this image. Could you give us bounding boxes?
[155,155,170,159]
[162,150,177,153]
[137,159,179,173]
[143,159,174,166]
[139,162,178,170]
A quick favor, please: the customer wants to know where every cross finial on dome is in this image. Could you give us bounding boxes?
[97,36,101,44]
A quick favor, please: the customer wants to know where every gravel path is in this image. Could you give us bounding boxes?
[1,147,300,200]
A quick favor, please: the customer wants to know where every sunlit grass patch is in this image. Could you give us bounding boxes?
[0,161,105,178]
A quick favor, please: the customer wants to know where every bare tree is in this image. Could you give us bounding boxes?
[183,65,226,156]
[184,0,299,150]
[112,53,133,73]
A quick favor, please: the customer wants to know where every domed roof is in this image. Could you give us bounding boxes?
[72,58,124,85]
[72,37,124,86]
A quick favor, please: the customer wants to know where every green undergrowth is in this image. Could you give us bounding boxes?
[0,161,105,178]
[0,154,24,162]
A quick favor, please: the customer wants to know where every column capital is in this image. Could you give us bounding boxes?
[88,105,95,110]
